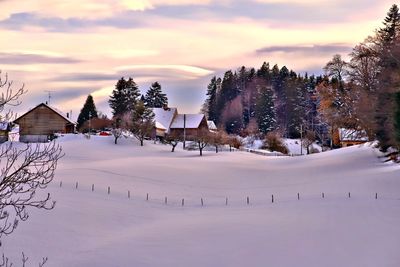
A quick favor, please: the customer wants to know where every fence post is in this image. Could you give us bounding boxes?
[59,181,62,187]
[92,184,94,192]
[247,196,250,205]
[375,193,378,199]
[108,186,110,195]
[146,193,149,201]
[128,190,130,198]
[322,192,325,199]
[225,197,228,206]
[348,192,351,198]
[201,198,204,206]
[165,197,167,204]
[181,198,184,206]
[272,194,274,203]
[75,182,78,189]
[297,193,300,200]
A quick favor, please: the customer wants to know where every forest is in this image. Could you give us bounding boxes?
[202,4,400,151]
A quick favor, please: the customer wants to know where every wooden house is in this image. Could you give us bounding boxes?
[14,103,76,143]
[169,114,209,140]
[153,107,209,140]
[153,107,178,138]
[338,128,369,147]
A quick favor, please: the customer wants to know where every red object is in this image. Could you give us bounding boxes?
[99,131,111,136]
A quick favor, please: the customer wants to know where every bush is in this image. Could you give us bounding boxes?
[262,132,288,154]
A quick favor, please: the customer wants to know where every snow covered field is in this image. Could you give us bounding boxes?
[1,135,400,267]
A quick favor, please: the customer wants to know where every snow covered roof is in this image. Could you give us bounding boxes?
[339,128,369,142]
[207,120,217,131]
[170,114,205,129]
[155,121,167,130]
[153,107,177,131]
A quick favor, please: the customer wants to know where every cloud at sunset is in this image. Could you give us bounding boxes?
[0,0,396,118]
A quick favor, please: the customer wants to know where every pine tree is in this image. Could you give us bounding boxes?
[395,92,400,148]
[77,95,98,130]
[204,76,219,123]
[256,83,275,134]
[109,77,140,117]
[375,4,400,151]
[144,82,168,108]
[131,100,155,146]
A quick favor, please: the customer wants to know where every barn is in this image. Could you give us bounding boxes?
[153,107,210,140]
[169,114,209,140]
[14,103,76,143]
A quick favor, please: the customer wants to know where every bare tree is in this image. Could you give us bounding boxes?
[323,54,349,89]
[210,130,224,153]
[194,129,212,156]
[0,72,63,265]
[165,131,180,152]
[225,134,242,152]
[0,72,25,121]
[302,130,316,154]
[111,113,131,145]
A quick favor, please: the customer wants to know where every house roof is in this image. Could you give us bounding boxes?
[155,121,167,130]
[170,114,205,129]
[339,128,369,142]
[14,103,76,125]
[153,107,177,131]
[207,120,217,131]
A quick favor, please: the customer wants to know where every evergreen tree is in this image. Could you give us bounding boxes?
[204,76,219,123]
[215,70,238,128]
[375,4,400,151]
[144,82,168,108]
[395,92,400,148]
[131,100,155,146]
[77,95,98,130]
[256,83,276,134]
[109,77,141,117]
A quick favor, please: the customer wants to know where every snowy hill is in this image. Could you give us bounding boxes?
[1,135,400,267]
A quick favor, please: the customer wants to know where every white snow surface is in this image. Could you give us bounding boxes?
[170,114,204,129]
[1,135,400,267]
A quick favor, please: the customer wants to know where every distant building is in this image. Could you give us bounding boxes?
[0,121,11,143]
[153,107,178,137]
[338,128,369,147]
[14,103,76,143]
[207,121,217,132]
[153,107,210,140]
[169,114,209,140]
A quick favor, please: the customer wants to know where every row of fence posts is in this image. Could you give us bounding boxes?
[60,181,381,206]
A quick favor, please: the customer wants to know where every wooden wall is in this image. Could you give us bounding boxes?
[169,118,209,140]
[17,105,72,135]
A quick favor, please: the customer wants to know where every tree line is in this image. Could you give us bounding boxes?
[203,4,400,153]
[317,4,400,152]
[202,61,323,139]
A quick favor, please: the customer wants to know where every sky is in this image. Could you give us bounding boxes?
[0,0,395,119]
